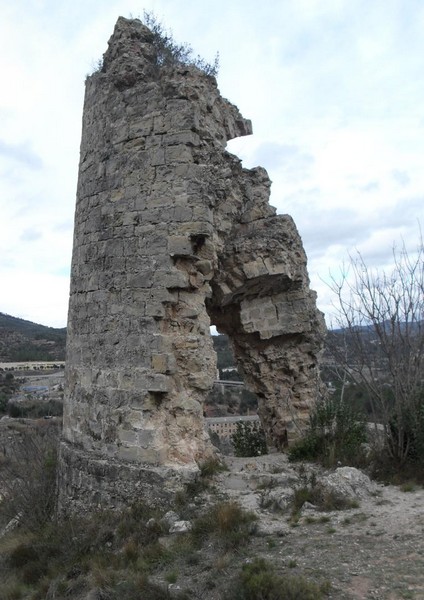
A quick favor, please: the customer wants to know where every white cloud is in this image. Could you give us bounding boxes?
[0,269,70,328]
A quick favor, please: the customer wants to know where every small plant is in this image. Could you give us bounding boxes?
[400,482,416,493]
[231,421,268,457]
[174,458,223,512]
[116,501,165,545]
[269,463,285,474]
[165,570,178,584]
[342,512,368,525]
[256,477,278,490]
[140,541,172,570]
[304,516,317,524]
[258,491,280,512]
[319,515,331,523]
[213,553,232,572]
[199,457,227,477]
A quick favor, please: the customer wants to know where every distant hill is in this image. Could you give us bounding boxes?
[0,312,238,366]
[0,313,66,362]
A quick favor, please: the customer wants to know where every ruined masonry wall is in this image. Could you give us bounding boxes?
[58,17,325,512]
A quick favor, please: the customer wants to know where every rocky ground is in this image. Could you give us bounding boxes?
[1,437,423,599]
[164,453,424,600]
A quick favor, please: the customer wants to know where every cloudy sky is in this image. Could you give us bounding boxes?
[1,0,423,328]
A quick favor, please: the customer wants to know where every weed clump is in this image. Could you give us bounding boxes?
[174,456,226,515]
[0,500,190,599]
[142,11,219,75]
[199,456,227,477]
[290,472,359,522]
[191,501,257,550]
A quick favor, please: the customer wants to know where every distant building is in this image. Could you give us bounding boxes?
[205,414,260,439]
[0,362,65,371]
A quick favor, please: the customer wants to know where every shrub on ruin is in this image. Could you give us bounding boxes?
[142,11,219,76]
[231,421,268,457]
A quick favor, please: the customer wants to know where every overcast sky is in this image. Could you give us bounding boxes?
[1,0,423,328]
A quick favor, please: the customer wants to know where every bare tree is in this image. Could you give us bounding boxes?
[327,234,424,464]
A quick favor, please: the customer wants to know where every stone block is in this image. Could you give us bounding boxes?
[118,446,140,462]
[173,221,214,237]
[173,205,193,222]
[168,236,192,256]
[188,372,213,391]
[150,147,165,166]
[151,354,169,373]
[127,271,153,288]
[138,428,154,449]
[242,260,268,279]
[145,303,166,318]
[146,374,170,393]
[118,429,138,444]
[165,131,200,146]
[155,269,190,289]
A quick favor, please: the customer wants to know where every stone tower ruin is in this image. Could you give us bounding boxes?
[58,17,325,511]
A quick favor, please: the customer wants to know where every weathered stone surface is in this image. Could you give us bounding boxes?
[58,17,325,512]
[320,467,378,501]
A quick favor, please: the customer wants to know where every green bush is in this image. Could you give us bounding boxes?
[7,398,63,419]
[0,373,19,413]
[231,421,268,457]
[289,393,366,467]
[224,558,330,599]
[388,394,424,465]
